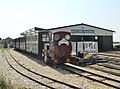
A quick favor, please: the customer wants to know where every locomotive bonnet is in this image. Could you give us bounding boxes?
[44,31,72,65]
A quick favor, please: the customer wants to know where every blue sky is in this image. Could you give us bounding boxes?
[0,0,120,41]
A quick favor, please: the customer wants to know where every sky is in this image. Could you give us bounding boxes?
[0,0,120,41]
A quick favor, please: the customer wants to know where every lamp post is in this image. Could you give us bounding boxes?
[95,36,98,53]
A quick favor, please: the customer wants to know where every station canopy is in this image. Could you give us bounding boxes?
[20,27,48,36]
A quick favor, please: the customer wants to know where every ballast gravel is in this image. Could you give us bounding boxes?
[0,50,115,89]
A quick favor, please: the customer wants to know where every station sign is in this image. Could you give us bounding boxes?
[71,29,95,33]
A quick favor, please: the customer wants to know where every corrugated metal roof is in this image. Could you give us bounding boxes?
[48,23,115,32]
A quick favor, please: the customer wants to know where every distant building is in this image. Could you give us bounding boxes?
[19,23,115,55]
[2,37,14,48]
[0,38,2,48]
[48,23,115,54]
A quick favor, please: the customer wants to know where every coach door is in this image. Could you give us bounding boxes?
[43,43,49,63]
[71,42,77,55]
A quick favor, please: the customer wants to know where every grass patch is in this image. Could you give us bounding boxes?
[0,74,13,89]
[0,73,28,89]
[0,69,28,89]
[0,48,10,51]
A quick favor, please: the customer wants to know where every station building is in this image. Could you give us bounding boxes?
[48,23,115,55]
[20,23,115,56]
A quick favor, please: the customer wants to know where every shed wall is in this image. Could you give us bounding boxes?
[98,36,113,51]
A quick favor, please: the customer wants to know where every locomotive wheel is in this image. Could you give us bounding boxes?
[44,55,53,65]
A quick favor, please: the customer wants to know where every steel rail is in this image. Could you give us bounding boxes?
[62,63,120,89]
[4,51,55,89]
[6,51,81,89]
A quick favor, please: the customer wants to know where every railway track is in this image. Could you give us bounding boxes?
[98,53,120,66]
[98,53,120,61]
[97,63,120,70]
[89,63,120,76]
[61,63,120,89]
[98,52,120,58]
[4,50,81,89]
[86,53,120,81]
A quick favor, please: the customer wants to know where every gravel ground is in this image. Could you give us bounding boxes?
[5,51,73,89]
[7,50,113,89]
[3,49,115,89]
[0,51,50,89]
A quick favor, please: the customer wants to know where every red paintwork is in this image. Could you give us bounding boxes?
[53,31,72,64]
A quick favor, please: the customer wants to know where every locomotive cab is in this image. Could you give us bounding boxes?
[43,43,55,65]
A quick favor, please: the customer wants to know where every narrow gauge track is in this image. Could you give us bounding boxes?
[108,60,120,66]
[98,53,120,66]
[4,51,81,89]
[89,63,120,77]
[97,63,120,70]
[98,53,120,58]
[61,63,120,89]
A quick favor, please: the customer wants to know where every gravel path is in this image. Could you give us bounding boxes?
[4,51,75,89]
[0,50,115,89]
[0,51,48,89]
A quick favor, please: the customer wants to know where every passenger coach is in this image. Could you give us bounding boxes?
[14,23,115,64]
[14,27,72,64]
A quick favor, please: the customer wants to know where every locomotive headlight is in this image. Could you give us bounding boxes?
[65,35,70,40]
[54,34,60,40]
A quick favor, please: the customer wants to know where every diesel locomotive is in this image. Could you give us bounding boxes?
[44,31,72,65]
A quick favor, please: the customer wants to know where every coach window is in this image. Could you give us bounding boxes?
[42,34,49,42]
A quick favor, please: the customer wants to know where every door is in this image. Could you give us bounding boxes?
[84,41,98,53]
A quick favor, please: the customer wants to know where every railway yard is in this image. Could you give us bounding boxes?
[0,49,120,89]
[1,0,120,89]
